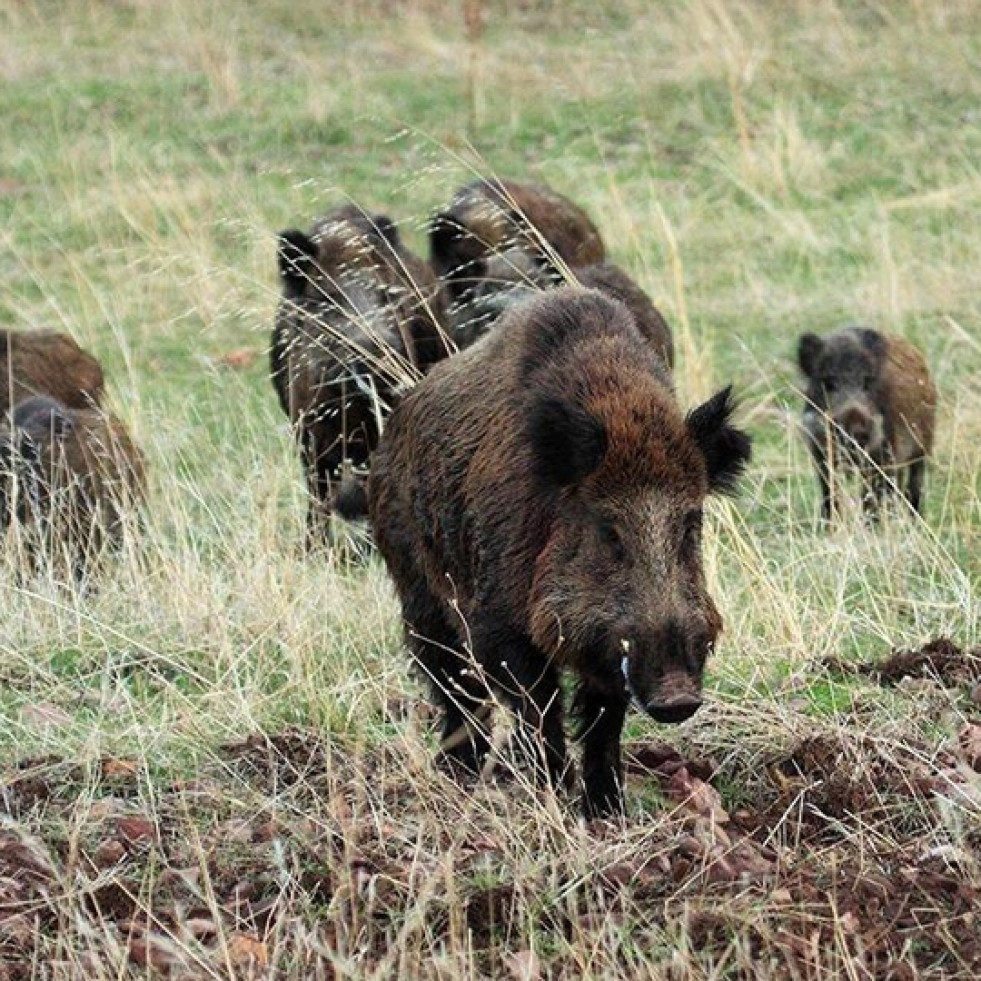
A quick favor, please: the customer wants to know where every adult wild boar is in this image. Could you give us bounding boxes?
[429,178,606,309]
[271,206,449,543]
[0,396,146,579]
[456,248,674,369]
[1,329,104,413]
[797,328,936,520]
[369,288,750,817]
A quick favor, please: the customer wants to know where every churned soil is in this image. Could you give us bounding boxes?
[824,636,981,688]
[2,687,981,977]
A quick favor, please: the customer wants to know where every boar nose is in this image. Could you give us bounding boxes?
[646,693,702,724]
[644,664,703,723]
[838,406,871,444]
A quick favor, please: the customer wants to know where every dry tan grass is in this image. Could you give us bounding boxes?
[1,0,980,977]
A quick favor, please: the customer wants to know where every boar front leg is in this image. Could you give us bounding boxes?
[473,622,568,791]
[804,426,836,523]
[576,682,627,819]
[906,458,926,515]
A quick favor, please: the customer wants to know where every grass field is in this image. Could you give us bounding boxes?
[2,0,981,977]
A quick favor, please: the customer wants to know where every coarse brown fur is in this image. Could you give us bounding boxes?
[369,288,750,816]
[798,328,937,520]
[270,206,449,544]
[429,178,606,311]
[574,264,674,369]
[0,329,104,414]
[453,249,674,368]
[0,396,146,581]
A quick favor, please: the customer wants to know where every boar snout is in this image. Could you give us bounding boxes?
[645,668,703,723]
[836,404,873,445]
[621,624,708,724]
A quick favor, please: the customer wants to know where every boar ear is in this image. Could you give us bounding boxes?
[797,333,823,378]
[370,214,401,250]
[277,229,318,295]
[529,396,607,487]
[687,386,751,496]
[429,211,463,270]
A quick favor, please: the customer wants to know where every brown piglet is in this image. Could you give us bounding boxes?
[797,328,937,520]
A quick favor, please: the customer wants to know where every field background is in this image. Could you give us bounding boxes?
[1,0,980,977]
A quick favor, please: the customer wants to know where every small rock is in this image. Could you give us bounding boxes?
[93,839,126,868]
[116,816,156,846]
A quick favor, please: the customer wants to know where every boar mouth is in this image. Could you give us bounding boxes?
[646,694,702,724]
[621,641,703,724]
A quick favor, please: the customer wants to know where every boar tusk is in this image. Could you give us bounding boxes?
[620,652,642,708]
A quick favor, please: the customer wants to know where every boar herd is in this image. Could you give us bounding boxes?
[1,176,939,816]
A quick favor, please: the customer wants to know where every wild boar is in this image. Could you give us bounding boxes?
[369,288,750,817]
[1,329,104,413]
[429,178,606,309]
[797,328,937,520]
[454,248,674,369]
[0,395,146,579]
[270,206,449,543]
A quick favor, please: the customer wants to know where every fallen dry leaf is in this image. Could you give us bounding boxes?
[20,702,72,729]
[0,829,55,881]
[128,935,182,970]
[664,768,729,823]
[183,916,218,940]
[506,949,541,981]
[93,839,127,868]
[957,723,981,771]
[116,816,157,846]
[101,758,140,779]
[0,912,34,945]
[216,348,258,370]
[227,933,269,968]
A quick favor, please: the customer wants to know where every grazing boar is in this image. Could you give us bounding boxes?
[270,206,448,543]
[369,288,750,817]
[797,328,937,520]
[455,248,674,369]
[1,329,104,413]
[0,396,146,579]
[429,178,606,309]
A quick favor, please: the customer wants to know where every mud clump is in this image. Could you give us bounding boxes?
[873,637,981,686]
[4,729,981,979]
[825,636,981,688]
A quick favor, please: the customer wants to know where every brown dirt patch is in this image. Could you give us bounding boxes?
[825,636,981,688]
[2,725,980,978]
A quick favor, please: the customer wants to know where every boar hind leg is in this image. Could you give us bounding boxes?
[906,458,926,515]
[575,684,627,819]
[406,590,492,776]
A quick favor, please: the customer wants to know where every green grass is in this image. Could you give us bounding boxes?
[1,0,980,977]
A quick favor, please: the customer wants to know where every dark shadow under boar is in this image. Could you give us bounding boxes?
[1,329,105,414]
[0,395,146,581]
[797,327,937,521]
[369,288,750,817]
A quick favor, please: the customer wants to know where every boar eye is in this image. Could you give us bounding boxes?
[599,521,625,559]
